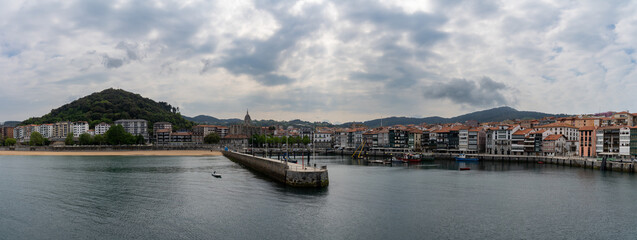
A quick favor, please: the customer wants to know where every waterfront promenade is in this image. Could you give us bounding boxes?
[0,150,222,156]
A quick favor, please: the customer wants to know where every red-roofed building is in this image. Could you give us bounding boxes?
[542,134,566,156]
[579,126,597,157]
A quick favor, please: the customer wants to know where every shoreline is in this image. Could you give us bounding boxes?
[0,150,222,156]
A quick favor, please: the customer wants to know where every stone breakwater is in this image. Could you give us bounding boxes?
[222,151,329,187]
[435,153,637,173]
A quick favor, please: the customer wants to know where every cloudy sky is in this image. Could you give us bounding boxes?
[2,0,637,123]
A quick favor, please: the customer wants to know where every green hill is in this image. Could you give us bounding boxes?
[22,88,194,130]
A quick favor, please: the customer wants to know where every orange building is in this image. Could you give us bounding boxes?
[579,126,597,157]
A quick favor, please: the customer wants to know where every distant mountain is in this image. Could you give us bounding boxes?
[21,88,194,130]
[185,115,334,128]
[340,106,570,128]
[1,121,21,127]
[183,115,242,125]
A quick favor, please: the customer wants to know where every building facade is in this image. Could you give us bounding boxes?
[114,119,149,140]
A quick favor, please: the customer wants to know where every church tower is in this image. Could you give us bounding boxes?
[244,109,252,126]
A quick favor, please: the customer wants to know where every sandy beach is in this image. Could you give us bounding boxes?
[0,150,223,156]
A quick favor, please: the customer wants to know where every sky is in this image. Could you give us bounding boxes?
[1,0,637,124]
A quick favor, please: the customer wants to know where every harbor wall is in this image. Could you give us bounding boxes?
[436,153,637,173]
[222,151,328,187]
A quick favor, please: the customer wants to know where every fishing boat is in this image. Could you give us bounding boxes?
[455,153,479,161]
[398,153,422,163]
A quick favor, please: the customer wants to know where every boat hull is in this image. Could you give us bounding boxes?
[455,157,479,161]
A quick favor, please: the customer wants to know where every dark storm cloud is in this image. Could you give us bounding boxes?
[424,77,510,107]
[69,1,215,53]
[102,55,123,68]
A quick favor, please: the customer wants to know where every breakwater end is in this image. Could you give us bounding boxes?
[222,151,329,187]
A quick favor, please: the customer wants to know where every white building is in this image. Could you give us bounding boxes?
[313,130,333,148]
[620,126,630,156]
[95,122,111,135]
[73,121,89,137]
[38,124,54,138]
[114,119,148,140]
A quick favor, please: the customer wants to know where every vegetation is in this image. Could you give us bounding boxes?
[29,132,45,146]
[105,125,135,145]
[204,132,221,144]
[79,133,92,145]
[21,88,194,130]
[5,138,17,146]
[93,134,106,145]
[65,133,74,145]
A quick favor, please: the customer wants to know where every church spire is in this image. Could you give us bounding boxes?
[244,109,252,125]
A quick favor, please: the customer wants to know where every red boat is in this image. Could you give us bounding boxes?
[398,153,422,163]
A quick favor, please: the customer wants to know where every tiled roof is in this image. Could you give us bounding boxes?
[544,134,564,141]
[578,126,596,131]
[513,129,533,135]
[223,134,248,139]
[537,122,577,128]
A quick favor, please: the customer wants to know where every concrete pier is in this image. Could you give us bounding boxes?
[222,151,329,187]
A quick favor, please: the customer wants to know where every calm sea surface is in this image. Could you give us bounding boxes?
[1,155,637,239]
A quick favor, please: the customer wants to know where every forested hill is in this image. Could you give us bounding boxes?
[22,88,194,130]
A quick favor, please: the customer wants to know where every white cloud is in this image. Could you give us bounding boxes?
[1,0,637,123]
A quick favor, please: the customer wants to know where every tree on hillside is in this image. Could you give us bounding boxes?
[204,132,221,144]
[65,133,74,145]
[93,134,106,145]
[105,125,134,145]
[5,138,17,146]
[29,132,45,146]
[135,135,145,144]
[79,133,92,145]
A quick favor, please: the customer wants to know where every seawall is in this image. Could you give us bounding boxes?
[437,153,637,173]
[222,151,329,187]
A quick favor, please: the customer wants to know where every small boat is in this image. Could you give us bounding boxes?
[211,171,222,178]
[398,153,422,163]
[459,167,471,171]
[455,153,479,161]
[537,161,544,164]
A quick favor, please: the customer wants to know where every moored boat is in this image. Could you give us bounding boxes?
[398,153,421,163]
[455,153,479,161]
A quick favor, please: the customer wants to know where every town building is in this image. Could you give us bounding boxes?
[153,122,172,137]
[596,126,621,156]
[620,126,630,156]
[543,134,566,156]
[313,129,333,148]
[229,110,265,138]
[72,121,89,137]
[578,126,597,157]
[114,119,148,140]
[2,126,14,139]
[53,121,73,138]
[38,124,54,138]
[170,132,193,144]
[630,127,637,156]
[512,129,534,155]
[221,134,249,148]
[95,122,111,135]
[155,129,171,144]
